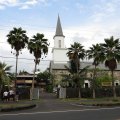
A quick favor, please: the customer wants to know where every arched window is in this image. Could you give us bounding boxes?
[59,40,61,48]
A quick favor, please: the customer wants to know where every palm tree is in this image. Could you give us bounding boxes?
[87,44,104,98]
[0,62,12,91]
[7,27,28,91]
[67,42,86,98]
[65,64,90,87]
[28,33,49,96]
[101,36,120,98]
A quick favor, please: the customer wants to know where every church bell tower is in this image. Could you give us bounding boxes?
[52,15,68,63]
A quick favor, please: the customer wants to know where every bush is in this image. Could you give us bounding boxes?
[46,85,53,93]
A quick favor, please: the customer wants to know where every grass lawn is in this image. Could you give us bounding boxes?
[0,103,30,109]
[60,97,120,106]
[0,99,41,109]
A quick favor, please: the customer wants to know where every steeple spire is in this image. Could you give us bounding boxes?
[54,15,64,37]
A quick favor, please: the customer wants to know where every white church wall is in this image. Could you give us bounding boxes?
[54,36,65,48]
[53,49,68,63]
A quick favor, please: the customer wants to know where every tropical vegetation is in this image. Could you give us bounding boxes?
[87,44,104,98]
[2,26,120,99]
[0,62,12,91]
[6,27,28,89]
[28,33,49,92]
[67,42,86,98]
[101,36,120,98]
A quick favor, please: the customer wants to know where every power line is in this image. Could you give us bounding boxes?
[0,42,54,48]
[0,55,51,61]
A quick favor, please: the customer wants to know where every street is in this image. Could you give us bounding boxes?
[0,107,120,120]
[0,93,120,120]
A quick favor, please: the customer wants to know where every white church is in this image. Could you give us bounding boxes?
[52,15,68,64]
[49,15,70,85]
[49,15,120,87]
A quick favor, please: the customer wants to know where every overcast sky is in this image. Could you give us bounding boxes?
[0,0,120,73]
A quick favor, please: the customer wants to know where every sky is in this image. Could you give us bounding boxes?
[0,0,120,73]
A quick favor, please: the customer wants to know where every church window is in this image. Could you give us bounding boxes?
[59,40,61,48]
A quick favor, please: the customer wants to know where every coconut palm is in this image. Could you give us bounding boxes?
[7,27,28,90]
[87,43,104,98]
[28,33,49,93]
[101,36,120,98]
[0,62,12,89]
[67,42,86,98]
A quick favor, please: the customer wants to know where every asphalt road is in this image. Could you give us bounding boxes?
[0,107,120,120]
[0,93,120,120]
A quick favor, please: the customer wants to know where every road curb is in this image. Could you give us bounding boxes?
[81,103,120,107]
[0,104,36,112]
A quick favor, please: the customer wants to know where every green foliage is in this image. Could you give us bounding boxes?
[101,36,120,71]
[101,36,120,98]
[37,71,53,83]
[95,74,112,87]
[19,70,29,75]
[87,44,104,66]
[28,33,49,65]
[67,42,86,73]
[7,27,28,53]
[0,62,12,86]
[46,85,53,93]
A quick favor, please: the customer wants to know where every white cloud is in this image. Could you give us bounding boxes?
[0,0,18,6]
[25,0,38,5]
[0,5,5,9]
[20,5,30,10]
[1,21,120,72]
[0,0,48,10]
[91,0,119,23]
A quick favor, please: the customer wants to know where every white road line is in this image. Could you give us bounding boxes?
[0,106,120,117]
[70,103,94,107]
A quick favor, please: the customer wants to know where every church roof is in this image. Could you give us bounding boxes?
[54,15,64,37]
[50,61,120,71]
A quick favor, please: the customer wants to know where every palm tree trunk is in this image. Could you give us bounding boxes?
[92,65,96,99]
[111,70,116,98]
[15,52,18,94]
[78,81,81,98]
[76,58,81,98]
[31,60,37,99]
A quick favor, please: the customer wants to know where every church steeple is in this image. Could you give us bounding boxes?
[54,15,64,37]
[52,15,68,63]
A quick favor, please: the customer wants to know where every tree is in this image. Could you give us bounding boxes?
[67,42,85,73]
[96,73,112,87]
[7,27,28,90]
[67,42,86,98]
[0,62,12,90]
[37,71,51,84]
[65,65,90,88]
[28,33,49,95]
[101,36,120,98]
[19,70,29,75]
[87,43,104,98]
